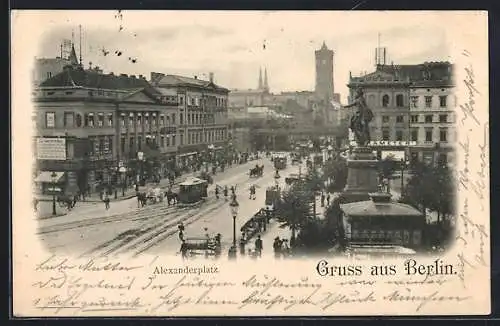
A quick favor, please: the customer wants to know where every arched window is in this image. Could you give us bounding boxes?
[382,94,390,107]
[396,94,404,107]
[75,114,82,127]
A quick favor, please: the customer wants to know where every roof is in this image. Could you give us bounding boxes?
[179,177,207,186]
[154,74,229,92]
[340,199,423,217]
[40,67,152,90]
[351,62,454,87]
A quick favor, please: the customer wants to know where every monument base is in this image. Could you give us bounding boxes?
[341,146,379,204]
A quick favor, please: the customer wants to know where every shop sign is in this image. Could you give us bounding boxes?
[37,138,66,160]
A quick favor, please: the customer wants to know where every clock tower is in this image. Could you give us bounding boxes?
[315,41,334,102]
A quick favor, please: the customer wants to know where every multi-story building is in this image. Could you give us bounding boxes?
[150,72,230,166]
[347,61,454,166]
[407,63,455,166]
[348,68,411,143]
[33,64,178,196]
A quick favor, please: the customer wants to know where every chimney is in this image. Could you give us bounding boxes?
[139,74,144,79]
[109,72,114,76]
[194,75,198,80]
[120,73,128,77]
[130,75,136,79]
[209,72,214,83]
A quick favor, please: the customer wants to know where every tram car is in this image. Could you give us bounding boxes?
[178,177,208,206]
[274,156,287,170]
[183,234,222,258]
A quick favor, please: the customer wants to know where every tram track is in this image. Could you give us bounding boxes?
[69,159,281,258]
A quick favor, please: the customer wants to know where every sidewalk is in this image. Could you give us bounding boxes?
[35,171,196,220]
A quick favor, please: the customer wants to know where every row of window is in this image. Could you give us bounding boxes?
[42,111,223,129]
[119,134,178,154]
[380,114,450,124]
[186,96,226,108]
[410,95,448,108]
[187,128,226,145]
[380,128,449,142]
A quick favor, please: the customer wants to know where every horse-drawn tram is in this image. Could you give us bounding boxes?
[178,177,208,207]
[183,234,222,258]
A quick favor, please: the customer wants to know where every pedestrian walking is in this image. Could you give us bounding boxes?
[180,240,188,259]
[273,237,282,259]
[223,186,228,200]
[239,233,246,255]
[215,185,220,199]
[326,193,331,206]
[254,235,263,257]
[321,192,325,207]
[103,193,110,210]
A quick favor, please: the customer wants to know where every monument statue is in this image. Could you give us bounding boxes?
[343,88,374,147]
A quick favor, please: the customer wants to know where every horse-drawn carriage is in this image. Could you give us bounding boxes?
[183,234,222,258]
[178,177,208,206]
[249,164,264,178]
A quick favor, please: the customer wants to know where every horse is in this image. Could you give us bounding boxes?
[165,190,179,206]
[249,165,264,178]
[136,192,148,207]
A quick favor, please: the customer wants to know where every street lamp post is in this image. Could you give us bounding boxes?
[51,171,58,216]
[119,166,127,196]
[274,169,281,188]
[400,158,409,194]
[228,195,239,259]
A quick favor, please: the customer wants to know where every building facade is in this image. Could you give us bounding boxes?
[347,61,455,166]
[348,69,411,143]
[150,72,230,166]
[33,65,177,196]
[408,71,456,166]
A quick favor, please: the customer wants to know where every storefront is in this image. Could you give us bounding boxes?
[34,171,66,197]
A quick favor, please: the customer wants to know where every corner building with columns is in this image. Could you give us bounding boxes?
[33,64,179,196]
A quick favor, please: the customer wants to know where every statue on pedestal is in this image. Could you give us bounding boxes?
[343,88,374,147]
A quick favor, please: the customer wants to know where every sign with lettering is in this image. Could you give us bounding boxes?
[36,138,66,160]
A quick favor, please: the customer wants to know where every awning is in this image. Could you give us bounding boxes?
[129,113,134,117]
[121,113,126,116]
[98,113,104,116]
[178,152,198,157]
[35,171,65,183]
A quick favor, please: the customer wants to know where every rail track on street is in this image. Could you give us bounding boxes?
[78,161,280,258]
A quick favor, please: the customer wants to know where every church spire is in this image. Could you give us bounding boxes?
[264,67,269,91]
[68,43,79,66]
[258,67,263,90]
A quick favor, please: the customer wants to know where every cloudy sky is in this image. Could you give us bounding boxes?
[18,11,460,102]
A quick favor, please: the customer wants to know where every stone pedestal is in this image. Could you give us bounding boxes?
[341,147,379,203]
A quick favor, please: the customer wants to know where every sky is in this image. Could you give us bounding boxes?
[21,11,457,102]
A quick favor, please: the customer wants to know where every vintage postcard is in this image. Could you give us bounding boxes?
[11,10,490,316]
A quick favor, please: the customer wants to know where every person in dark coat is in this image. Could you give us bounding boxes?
[273,237,282,259]
[254,235,263,257]
[180,240,189,259]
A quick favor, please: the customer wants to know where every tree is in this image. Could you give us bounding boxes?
[324,197,347,250]
[323,156,348,192]
[274,182,314,245]
[399,161,434,213]
[378,154,399,181]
